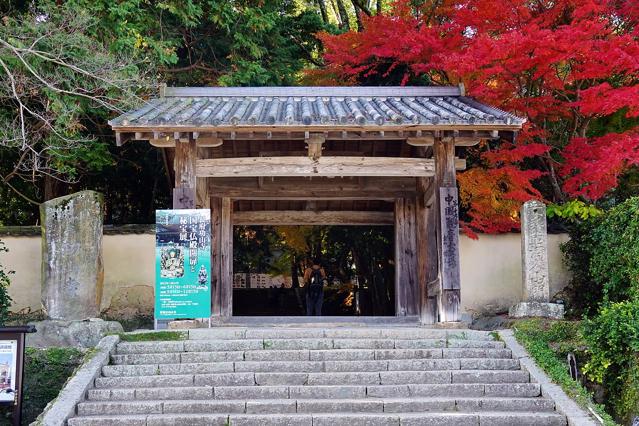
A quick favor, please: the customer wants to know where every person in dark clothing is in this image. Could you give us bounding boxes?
[303,258,326,316]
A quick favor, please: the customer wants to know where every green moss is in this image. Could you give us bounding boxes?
[0,347,85,425]
[118,331,186,342]
[512,319,618,426]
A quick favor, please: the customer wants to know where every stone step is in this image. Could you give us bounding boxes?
[111,347,512,364]
[94,370,530,388]
[115,339,505,354]
[102,358,520,376]
[76,397,556,416]
[68,411,567,426]
[187,327,494,341]
[88,383,541,400]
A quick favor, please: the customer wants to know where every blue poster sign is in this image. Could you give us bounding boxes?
[155,209,211,320]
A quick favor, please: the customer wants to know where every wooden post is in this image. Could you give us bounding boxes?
[394,198,419,316]
[219,197,233,317]
[416,177,438,324]
[196,147,211,209]
[434,138,461,322]
[210,197,222,316]
[173,134,197,209]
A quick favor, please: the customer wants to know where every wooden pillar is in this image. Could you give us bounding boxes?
[210,197,222,316]
[219,197,233,317]
[416,177,438,324]
[394,198,418,316]
[196,147,211,209]
[434,138,461,322]
[173,135,197,209]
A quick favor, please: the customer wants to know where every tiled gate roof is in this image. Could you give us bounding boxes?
[109,86,524,129]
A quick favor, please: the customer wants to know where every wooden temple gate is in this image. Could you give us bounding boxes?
[110,86,524,323]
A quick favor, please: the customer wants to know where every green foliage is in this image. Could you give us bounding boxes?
[0,347,85,425]
[583,300,639,424]
[118,331,186,342]
[0,240,12,326]
[513,319,618,426]
[547,200,603,222]
[560,218,602,317]
[589,197,639,302]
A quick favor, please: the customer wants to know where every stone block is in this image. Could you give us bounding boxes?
[95,374,193,388]
[111,352,180,365]
[254,372,309,386]
[184,339,262,352]
[375,349,442,360]
[310,349,374,361]
[214,385,289,400]
[181,351,244,363]
[483,383,541,397]
[146,414,229,426]
[365,385,410,398]
[68,415,147,426]
[102,364,158,377]
[235,361,323,373]
[478,413,567,426]
[382,398,455,412]
[297,399,383,413]
[478,397,555,412]
[459,359,519,370]
[393,339,446,349]
[159,362,234,375]
[399,413,478,426]
[117,341,184,354]
[246,350,310,361]
[41,190,104,320]
[442,348,511,359]
[161,400,245,414]
[332,339,394,349]
[386,359,459,371]
[452,370,529,384]
[289,385,366,399]
[229,414,312,426]
[26,319,123,349]
[407,384,484,397]
[193,372,255,386]
[134,386,213,400]
[509,302,565,319]
[446,340,505,348]
[246,400,297,414]
[312,414,399,426]
[307,372,381,386]
[323,360,388,372]
[265,338,333,350]
[380,371,451,385]
[77,401,161,416]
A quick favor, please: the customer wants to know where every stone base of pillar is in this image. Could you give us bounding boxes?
[509,302,564,319]
[26,319,123,348]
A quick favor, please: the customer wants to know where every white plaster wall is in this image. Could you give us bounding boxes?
[1,232,571,316]
[459,233,570,317]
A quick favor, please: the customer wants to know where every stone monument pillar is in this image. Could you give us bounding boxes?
[509,200,564,319]
[40,190,104,319]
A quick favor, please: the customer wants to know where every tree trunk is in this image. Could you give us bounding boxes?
[352,2,364,31]
[43,175,60,201]
[335,0,350,30]
[317,0,329,23]
[376,0,382,14]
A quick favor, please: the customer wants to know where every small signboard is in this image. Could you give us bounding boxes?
[155,209,212,320]
[0,340,17,404]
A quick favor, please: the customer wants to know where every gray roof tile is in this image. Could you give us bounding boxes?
[109,86,524,129]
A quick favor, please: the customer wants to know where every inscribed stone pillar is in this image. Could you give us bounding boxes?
[520,200,549,302]
[509,200,564,319]
[40,190,104,320]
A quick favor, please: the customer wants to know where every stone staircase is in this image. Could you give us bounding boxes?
[67,327,567,426]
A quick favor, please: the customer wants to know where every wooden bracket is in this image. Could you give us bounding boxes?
[306,133,326,161]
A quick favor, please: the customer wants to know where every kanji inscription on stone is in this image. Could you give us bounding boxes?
[439,187,461,290]
[521,200,550,302]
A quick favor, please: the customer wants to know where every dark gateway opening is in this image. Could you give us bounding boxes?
[232,225,395,316]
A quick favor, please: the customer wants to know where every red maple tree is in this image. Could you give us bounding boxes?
[309,0,639,234]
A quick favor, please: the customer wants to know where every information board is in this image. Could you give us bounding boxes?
[155,209,212,320]
[0,340,17,403]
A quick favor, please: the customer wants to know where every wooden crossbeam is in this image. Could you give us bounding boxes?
[232,210,394,225]
[196,156,466,178]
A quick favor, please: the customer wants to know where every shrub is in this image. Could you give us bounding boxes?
[583,299,639,424]
[560,218,602,317]
[0,240,13,325]
[589,197,639,302]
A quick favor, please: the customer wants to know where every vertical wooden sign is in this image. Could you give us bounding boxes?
[439,187,461,291]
